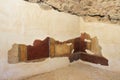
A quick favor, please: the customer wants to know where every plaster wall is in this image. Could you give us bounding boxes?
[79,18,120,72]
[0,0,80,79]
[1,0,120,79]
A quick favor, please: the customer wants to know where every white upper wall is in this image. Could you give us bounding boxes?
[0,0,80,79]
[0,0,80,61]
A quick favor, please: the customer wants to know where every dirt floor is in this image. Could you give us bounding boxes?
[22,61,120,80]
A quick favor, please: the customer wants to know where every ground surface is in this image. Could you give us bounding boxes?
[22,61,120,80]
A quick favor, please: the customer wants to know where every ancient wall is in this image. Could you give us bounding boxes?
[0,0,120,79]
[26,0,120,24]
[79,18,120,71]
[0,0,79,79]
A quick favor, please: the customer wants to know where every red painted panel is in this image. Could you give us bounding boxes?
[27,37,49,60]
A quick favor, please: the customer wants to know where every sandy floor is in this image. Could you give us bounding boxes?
[22,61,120,80]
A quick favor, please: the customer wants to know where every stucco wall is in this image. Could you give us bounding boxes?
[0,0,80,79]
[0,0,120,79]
[79,18,120,72]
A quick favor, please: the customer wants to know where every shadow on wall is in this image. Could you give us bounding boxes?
[8,33,108,66]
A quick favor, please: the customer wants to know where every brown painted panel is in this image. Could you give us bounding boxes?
[27,37,49,60]
[8,33,107,65]
[73,37,87,53]
[33,39,42,47]
[69,52,108,66]
[80,53,108,66]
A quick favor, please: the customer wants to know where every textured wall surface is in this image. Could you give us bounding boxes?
[26,0,120,24]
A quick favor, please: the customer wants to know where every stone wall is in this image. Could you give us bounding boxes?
[25,0,120,24]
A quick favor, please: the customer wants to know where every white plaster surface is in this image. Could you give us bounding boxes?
[0,0,79,79]
[23,61,120,80]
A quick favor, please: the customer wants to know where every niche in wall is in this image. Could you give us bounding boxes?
[8,33,108,66]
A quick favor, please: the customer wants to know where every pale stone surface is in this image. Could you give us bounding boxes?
[8,44,19,63]
[49,38,55,57]
[83,33,102,56]
[54,43,72,57]
[38,3,52,10]
[8,44,27,63]
[25,0,39,3]
[25,0,120,24]
[85,49,95,55]
[90,37,102,56]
